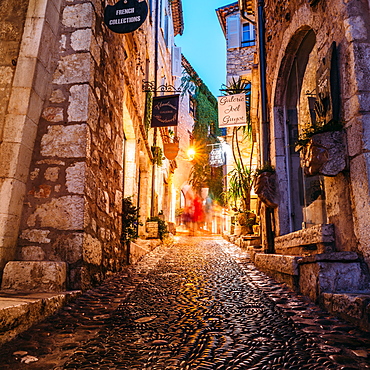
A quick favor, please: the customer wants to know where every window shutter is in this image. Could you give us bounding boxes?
[227,15,240,49]
[172,46,182,77]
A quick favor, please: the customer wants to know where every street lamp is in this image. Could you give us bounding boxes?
[186,147,196,161]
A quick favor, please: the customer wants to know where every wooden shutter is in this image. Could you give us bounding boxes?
[227,15,240,49]
[172,46,182,77]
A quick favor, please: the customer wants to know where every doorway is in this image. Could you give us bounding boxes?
[282,29,327,232]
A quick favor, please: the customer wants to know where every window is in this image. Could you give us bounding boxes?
[227,15,256,49]
[242,23,255,47]
[220,127,227,136]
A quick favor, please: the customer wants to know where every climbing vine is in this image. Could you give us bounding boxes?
[144,91,153,135]
[181,67,224,204]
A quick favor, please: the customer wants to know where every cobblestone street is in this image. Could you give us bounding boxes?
[1,236,370,369]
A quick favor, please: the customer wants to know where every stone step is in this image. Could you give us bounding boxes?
[1,261,67,292]
[251,251,370,331]
[298,252,370,302]
[274,224,335,255]
[0,290,80,346]
[322,292,370,332]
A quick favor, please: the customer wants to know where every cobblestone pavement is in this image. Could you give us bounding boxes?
[1,236,370,369]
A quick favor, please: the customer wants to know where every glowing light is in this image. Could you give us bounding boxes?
[187,147,196,160]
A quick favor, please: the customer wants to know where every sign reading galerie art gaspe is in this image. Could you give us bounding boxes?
[151,95,180,128]
[217,93,247,128]
[104,0,148,34]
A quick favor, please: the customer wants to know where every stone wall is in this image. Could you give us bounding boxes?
[0,0,28,134]
[12,0,155,290]
[173,89,194,206]
[227,47,255,79]
[0,0,62,273]
[263,0,370,266]
[0,0,29,270]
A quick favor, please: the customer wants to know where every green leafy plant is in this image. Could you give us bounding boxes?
[295,120,344,148]
[226,160,253,211]
[221,77,254,212]
[181,60,224,204]
[151,146,163,166]
[121,197,142,242]
[255,162,275,176]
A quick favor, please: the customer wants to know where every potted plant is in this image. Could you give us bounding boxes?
[237,209,257,235]
[253,163,278,209]
[295,120,346,176]
[121,197,142,264]
[146,216,169,241]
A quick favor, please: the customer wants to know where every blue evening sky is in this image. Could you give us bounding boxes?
[175,0,229,98]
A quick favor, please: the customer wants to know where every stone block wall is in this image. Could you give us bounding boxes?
[263,0,370,267]
[0,0,28,132]
[12,0,153,290]
[227,46,255,79]
[0,0,62,272]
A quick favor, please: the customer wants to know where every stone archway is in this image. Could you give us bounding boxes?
[272,27,327,234]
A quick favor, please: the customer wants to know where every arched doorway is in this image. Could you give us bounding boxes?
[277,28,328,233]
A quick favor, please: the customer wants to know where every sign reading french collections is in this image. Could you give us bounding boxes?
[151,95,180,128]
[217,93,247,128]
[104,0,148,34]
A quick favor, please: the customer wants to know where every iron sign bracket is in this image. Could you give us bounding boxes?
[142,80,182,93]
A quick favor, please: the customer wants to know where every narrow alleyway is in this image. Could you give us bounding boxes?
[1,236,370,369]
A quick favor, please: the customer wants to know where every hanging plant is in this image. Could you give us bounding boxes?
[255,162,275,176]
[151,145,163,166]
[181,62,223,203]
[144,91,153,135]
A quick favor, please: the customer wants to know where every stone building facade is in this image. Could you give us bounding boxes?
[217,2,256,82]
[216,2,259,235]
[249,0,370,329]
[171,56,195,222]
[0,0,183,290]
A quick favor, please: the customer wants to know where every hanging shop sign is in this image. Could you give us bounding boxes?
[209,144,226,167]
[163,142,180,160]
[151,95,179,128]
[104,0,148,34]
[217,93,247,128]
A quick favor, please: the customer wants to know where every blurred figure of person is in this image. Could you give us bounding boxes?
[182,204,192,231]
[204,196,213,232]
[191,194,205,235]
